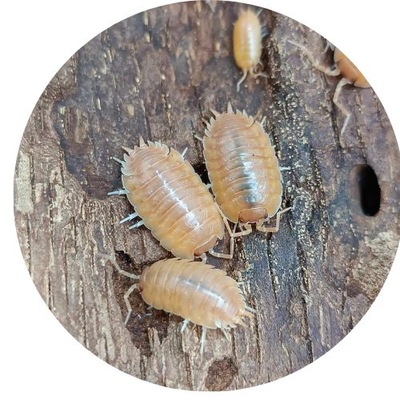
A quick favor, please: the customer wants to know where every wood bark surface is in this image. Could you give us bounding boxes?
[14,0,400,391]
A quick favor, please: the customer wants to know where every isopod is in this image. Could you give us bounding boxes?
[288,40,370,141]
[199,104,290,235]
[233,9,268,92]
[108,138,232,260]
[101,256,254,354]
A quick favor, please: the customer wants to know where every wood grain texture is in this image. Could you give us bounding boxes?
[14,1,400,391]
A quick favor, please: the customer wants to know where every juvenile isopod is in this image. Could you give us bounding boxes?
[198,104,290,235]
[233,9,268,92]
[108,138,232,260]
[288,40,370,142]
[101,256,254,353]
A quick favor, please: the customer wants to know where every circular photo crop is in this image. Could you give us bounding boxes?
[13,0,400,391]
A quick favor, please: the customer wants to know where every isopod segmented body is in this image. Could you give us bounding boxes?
[139,258,252,330]
[202,104,287,233]
[233,9,267,91]
[111,139,227,259]
[103,256,253,353]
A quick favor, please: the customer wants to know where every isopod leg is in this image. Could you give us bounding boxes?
[287,40,341,77]
[237,223,253,237]
[256,207,291,233]
[107,188,128,196]
[120,212,138,224]
[181,147,188,158]
[224,220,252,239]
[221,328,230,341]
[129,220,144,230]
[236,70,248,92]
[200,327,208,355]
[333,77,352,145]
[209,247,233,260]
[209,210,253,259]
[98,253,141,326]
[252,71,268,80]
[181,319,190,333]
[123,283,138,326]
[245,304,257,314]
[98,253,140,280]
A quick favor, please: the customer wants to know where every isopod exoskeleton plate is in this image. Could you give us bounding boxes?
[11,0,400,394]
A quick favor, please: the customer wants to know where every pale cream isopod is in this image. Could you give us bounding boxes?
[108,138,233,260]
[198,104,290,236]
[101,255,254,354]
[233,9,268,91]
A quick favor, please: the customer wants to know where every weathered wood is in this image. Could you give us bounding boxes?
[14,1,400,391]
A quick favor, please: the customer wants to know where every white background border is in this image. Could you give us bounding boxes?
[1,1,399,399]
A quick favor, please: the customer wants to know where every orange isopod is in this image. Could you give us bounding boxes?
[200,104,289,235]
[102,256,254,353]
[108,138,229,260]
[321,47,370,137]
[233,9,267,92]
[288,40,370,139]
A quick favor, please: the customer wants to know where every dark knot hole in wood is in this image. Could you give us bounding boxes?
[349,164,381,216]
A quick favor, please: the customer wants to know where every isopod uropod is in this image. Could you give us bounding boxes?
[102,256,254,353]
[288,40,370,140]
[108,138,231,260]
[233,9,268,92]
[199,104,289,235]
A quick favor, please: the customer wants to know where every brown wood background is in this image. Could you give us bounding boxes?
[14,0,400,391]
